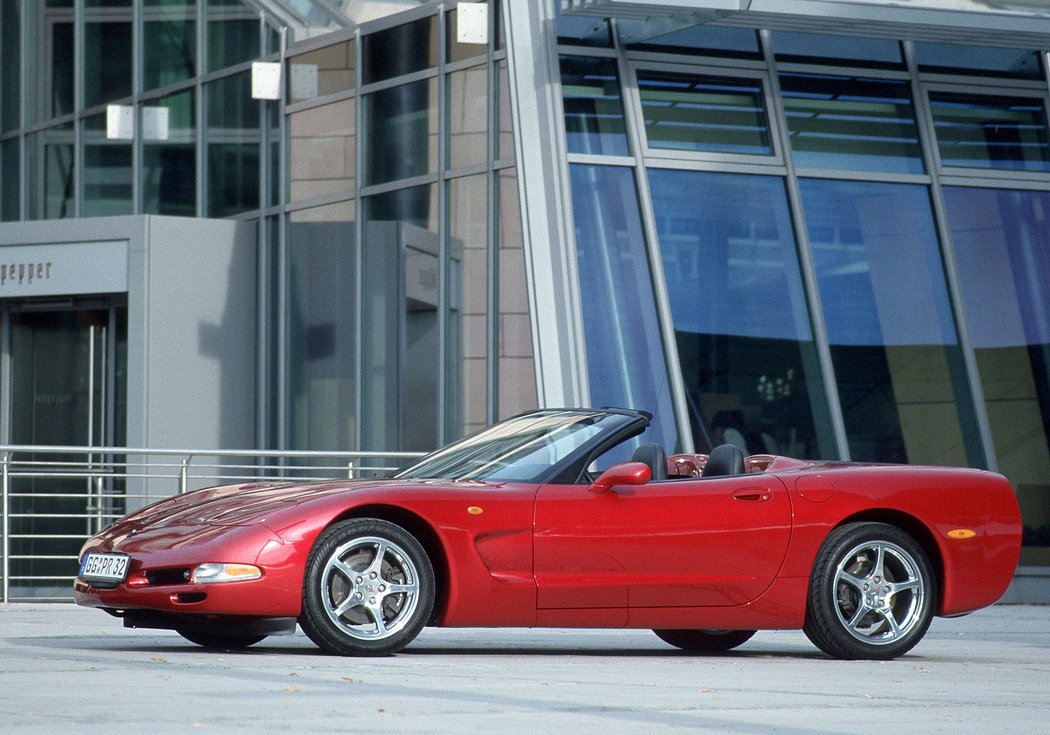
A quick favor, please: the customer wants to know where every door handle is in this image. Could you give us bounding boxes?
[733,488,772,502]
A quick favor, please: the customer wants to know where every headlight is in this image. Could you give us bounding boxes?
[191,563,262,584]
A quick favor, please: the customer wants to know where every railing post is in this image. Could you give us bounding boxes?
[179,457,190,495]
[348,461,354,480]
[2,454,10,604]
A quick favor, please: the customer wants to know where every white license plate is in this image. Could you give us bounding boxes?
[79,552,130,585]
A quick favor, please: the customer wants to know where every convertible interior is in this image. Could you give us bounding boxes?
[629,442,807,481]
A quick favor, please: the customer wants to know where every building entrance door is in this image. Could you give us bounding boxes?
[4,297,127,597]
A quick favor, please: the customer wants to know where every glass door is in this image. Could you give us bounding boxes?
[5,298,127,597]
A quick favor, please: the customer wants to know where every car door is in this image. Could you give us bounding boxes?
[533,474,791,609]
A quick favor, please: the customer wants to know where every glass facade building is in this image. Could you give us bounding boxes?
[1,0,1049,594]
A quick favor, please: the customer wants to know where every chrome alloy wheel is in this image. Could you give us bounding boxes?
[832,539,925,646]
[320,535,421,641]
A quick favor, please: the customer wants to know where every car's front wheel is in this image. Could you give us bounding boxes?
[653,628,756,653]
[299,518,435,656]
[804,522,935,660]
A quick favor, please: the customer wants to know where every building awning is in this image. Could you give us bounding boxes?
[562,0,1050,47]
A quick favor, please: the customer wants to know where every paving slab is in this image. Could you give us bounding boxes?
[1,603,1048,734]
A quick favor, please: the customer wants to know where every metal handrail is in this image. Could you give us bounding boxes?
[0,444,426,603]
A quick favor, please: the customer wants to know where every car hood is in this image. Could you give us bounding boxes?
[115,477,494,530]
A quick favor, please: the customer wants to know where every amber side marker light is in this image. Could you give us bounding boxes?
[947,529,977,540]
[467,506,484,515]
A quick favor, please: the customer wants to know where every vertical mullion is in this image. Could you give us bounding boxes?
[761,29,852,460]
[612,19,695,453]
[437,8,448,446]
[905,39,998,471]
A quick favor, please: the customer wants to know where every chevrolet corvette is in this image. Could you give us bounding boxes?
[75,408,1022,660]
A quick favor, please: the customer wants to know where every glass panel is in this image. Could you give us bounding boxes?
[207,11,258,73]
[560,56,629,157]
[1,0,21,132]
[638,71,771,155]
[8,306,126,595]
[800,178,982,466]
[85,21,132,108]
[648,169,834,458]
[448,4,489,63]
[448,65,489,169]
[365,78,437,186]
[772,31,903,68]
[916,43,1042,80]
[144,4,196,91]
[267,96,280,209]
[207,72,260,217]
[929,91,1050,172]
[290,97,355,202]
[943,187,1050,562]
[362,184,439,452]
[288,200,358,452]
[2,139,20,221]
[50,20,75,118]
[27,126,74,220]
[288,39,355,104]
[571,164,678,455]
[83,112,133,216]
[622,23,760,59]
[363,16,438,85]
[447,174,488,440]
[780,73,924,174]
[497,167,536,418]
[497,59,513,162]
[555,4,611,47]
[143,89,196,216]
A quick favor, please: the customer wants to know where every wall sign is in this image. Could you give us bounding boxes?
[0,240,128,298]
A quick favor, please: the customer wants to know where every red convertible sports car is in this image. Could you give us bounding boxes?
[75,408,1021,660]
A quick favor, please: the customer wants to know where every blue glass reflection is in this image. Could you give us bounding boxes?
[800,178,982,466]
[772,31,902,68]
[915,42,1042,80]
[569,164,677,454]
[943,187,1050,546]
[647,169,834,458]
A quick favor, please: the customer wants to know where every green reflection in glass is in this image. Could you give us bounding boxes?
[780,73,923,174]
[207,72,259,217]
[143,90,196,215]
[144,8,196,90]
[85,21,132,108]
[560,56,629,157]
[638,71,771,155]
[930,91,1050,172]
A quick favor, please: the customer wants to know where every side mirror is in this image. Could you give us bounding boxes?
[588,461,652,494]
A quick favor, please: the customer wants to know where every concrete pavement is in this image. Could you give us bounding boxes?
[1,603,1048,734]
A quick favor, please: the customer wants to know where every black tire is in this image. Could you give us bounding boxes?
[299,518,434,656]
[653,629,756,653]
[177,630,267,650]
[804,522,936,660]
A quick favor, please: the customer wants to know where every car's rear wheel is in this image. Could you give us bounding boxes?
[804,522,935,660]
[177,630,267,649]
[299,518,434,656]
[653,628,756,653]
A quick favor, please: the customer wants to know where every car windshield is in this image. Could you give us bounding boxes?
[396,410,624,482]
